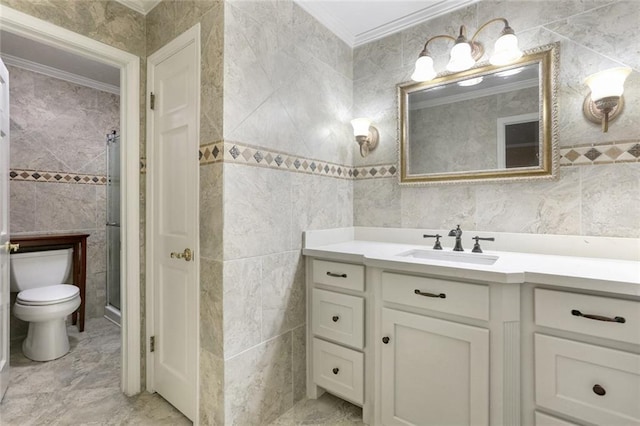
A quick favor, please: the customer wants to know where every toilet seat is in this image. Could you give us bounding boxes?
[17,284,79,306]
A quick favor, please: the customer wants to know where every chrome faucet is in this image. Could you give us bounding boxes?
[448,225,464,251]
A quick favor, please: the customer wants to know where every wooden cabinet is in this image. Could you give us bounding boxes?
[380,307,489,426]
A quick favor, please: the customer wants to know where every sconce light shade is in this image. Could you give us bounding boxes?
[585,67,631,101]
[350,118,372,137]
[350,118,379,157]
[583,67,631,132]
[411,55,437,82]
[446,41,476,72]
[490,33,522,65]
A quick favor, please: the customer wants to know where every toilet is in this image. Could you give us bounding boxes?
[10,248,81,361]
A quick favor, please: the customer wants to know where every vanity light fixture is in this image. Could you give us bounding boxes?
[583,67,632,132]
[350,118,379,157]
[411,18,523,82]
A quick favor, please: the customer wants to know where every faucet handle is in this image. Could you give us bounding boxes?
[423,234,443,250]
[472,236,495,253]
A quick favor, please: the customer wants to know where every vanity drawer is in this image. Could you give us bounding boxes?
[382,272,489,321]
[313,338,364,405]
[312,289,364,349]
[312,259,364,292]
[535,334,640,425]
[535,412,579,426]
[535,289,640,345]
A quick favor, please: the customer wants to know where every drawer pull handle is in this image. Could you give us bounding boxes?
[414,289,446,299]
[593,384,606,396]
[332,315,340,322]
[382,336,390,344]
[326,272,347,278]
[571,309,625,323]
[332,368,339,375]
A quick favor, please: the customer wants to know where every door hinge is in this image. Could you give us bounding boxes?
[150,92,155,110]
[150,335,155,352]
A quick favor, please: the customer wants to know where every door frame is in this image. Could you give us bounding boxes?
[145,23,201,411]
[0,5,141,395]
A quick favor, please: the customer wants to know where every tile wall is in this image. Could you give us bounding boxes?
[352,0,640,238]
[8,66,119,338]
[220,1,353,423]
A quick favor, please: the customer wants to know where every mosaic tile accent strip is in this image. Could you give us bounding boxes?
[197,139,638,179]
[9,169,107,185]
[198,140,397,180]
[560,140,640,166]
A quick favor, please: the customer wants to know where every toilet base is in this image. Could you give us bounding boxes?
[22,318,71,361]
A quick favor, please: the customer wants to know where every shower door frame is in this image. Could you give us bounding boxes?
[0,6,142,395]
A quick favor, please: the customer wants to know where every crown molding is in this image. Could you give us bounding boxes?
[1,53,120,95]
[114,0,161,15]
[295,1,355,46]
[354,0,479,47]
[296,0,479,48]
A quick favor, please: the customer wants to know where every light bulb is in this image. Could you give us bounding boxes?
[411,55,437,82]
[490,33,522,65]
[446,42,475,72]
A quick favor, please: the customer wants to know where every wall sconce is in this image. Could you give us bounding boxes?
[583,67,632,132]
[411,18,523,82]
[350,118,379,157]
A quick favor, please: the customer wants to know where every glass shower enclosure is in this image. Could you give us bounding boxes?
[105,131,121,325]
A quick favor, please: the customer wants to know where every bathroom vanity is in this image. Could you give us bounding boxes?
[303,227,640,425]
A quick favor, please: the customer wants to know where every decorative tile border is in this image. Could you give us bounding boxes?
[9,169,107,185]
[560,140,640,166]
[199,140,397,180]
[195,139,639,181]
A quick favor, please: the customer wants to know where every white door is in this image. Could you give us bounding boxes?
[380,308,490,426]
[147,26,199,420]
[0,58,10,401]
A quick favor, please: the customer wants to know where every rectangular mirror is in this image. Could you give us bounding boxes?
[398,43,558,184]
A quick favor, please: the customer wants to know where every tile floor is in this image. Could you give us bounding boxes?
[1,317,364,425]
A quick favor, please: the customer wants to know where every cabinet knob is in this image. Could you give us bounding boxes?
[332,367,339,375]
[332,315,339,322]
[593,384,606,396]
[382,336,390,344]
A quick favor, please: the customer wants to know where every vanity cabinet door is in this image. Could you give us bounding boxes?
[380,308,489,426]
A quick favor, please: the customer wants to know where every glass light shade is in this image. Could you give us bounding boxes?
[585,67,632,101]
[350,118,371,137]
[446,42,475,72]
[489,33,522,65]
[458,76,483,87]
[411,55,437,82]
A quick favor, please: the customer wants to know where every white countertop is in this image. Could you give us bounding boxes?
[303,229,640,296]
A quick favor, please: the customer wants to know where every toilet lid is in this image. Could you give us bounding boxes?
[17,284,79,306]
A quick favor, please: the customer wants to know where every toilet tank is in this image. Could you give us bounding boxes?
[9,248,73,292]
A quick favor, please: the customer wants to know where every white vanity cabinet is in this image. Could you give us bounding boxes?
[377,272,496,425]
[530,288,640,426]
[380,308,489,425]
[306,258,367,408]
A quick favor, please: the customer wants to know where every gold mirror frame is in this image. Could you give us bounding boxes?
[398,43,559,185]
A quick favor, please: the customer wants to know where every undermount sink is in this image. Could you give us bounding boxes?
[397,249,499,265]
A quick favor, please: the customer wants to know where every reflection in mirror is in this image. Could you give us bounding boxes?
[399,44,558,184]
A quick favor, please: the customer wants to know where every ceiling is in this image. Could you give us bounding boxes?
[0,30,120,93]
[294,0,478,47]
[0,1,478,93]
